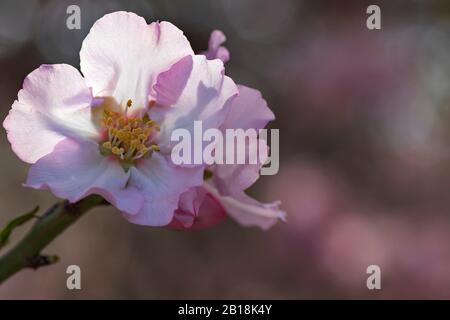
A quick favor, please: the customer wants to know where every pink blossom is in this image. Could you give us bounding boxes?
[3,12,238,226]
[170,31,285,230]
[201,30,230,63]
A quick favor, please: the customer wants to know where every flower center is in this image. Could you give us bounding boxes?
[99,99,159,166]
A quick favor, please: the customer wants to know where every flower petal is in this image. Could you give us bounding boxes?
[125,153,204,226]
[25,138,143,215]
[212,85,274,191]
[170,187,226,230]
[80,11,194,110]
[204,183,285,230]
[3,64,99,164]
[178,186,206,218]
[151,55,194,107]
[202,30,230,63]
[213,140,269,193]
[223,84,275,131]
[169,186,205,229]
[152,55,238,150]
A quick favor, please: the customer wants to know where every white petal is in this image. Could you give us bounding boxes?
[152,55,238,150]
[125,153,204,226]
[25,138,143,215]
[3,64,100,163]
[80,11,194,111]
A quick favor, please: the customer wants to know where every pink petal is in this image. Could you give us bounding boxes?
[202,30,230,63]
[223,85,275,131]
[25,138,143,215]
[152,55,238,150]
[209,30,227,53]
[210,85,274,191]
[215,85,274,190]
[193,193,227,229]
[178,186,206,217]
[152,55,193,107]
[169,187,226,230]
[204,184,285,230]
[124,153,204,226]
[213,141,269,193]
[169,187,205,229]
[3,64,99,164]
[214,47,230,64]
[80,11,194,111]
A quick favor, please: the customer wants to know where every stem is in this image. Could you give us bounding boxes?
[0,195,107,284]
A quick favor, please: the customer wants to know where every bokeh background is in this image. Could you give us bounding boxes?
[1,0,450,299]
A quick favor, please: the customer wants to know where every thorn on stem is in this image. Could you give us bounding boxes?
[27,254,59,270]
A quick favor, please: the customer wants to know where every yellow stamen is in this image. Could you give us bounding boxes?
[132,128,143,135]
[151,145,160,152]
[99,100,159,166]
[111,146,124,156]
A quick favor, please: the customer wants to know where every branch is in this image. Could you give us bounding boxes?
[0,195,107,284]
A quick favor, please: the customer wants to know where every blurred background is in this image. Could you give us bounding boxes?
[1,0,450,299]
